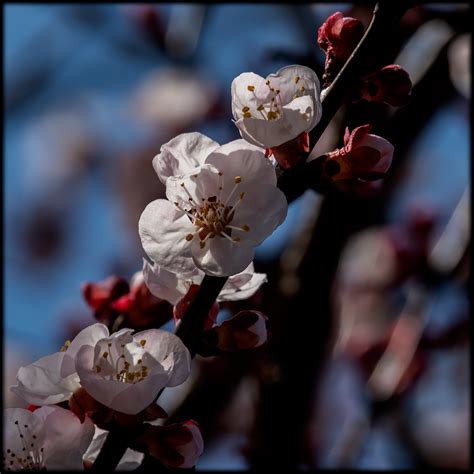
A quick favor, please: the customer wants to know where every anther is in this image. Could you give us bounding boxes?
[247,85,255,91]
[295,76,300,83]
[102,352,108,358]
[242,106,250,113]
[242,224,250,231]
[257,104,265,111]
[234,176,242,183]
[243,112,252,118]
[139,339,146,347]
[240,192,245,199]
[185,234,194,241]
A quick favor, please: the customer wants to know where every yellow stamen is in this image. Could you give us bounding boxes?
[60,340,71,352]
[247,85,255,91]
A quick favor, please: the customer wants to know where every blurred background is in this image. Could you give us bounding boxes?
[4,3,470,470]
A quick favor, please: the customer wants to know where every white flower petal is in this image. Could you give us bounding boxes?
[205,140,277,191]
[230,183,288,246]
[152,132,220,184]
[269,64,321,112]
[11,352,77,406]
[4,408,46,461]
[35,406,94,470]
[108,371,171,415]
[218,271,267,302]
[362,134,394,173]
[130,270,144,289]
[191,236,256,277]
[60,323,109,378]
[231,72,272,120]
[139,199,196,274]
[235,102,313,148]
[75,345,170,415]
[142,259,196,305]
[225,262,254,288]
[133,329,191,387]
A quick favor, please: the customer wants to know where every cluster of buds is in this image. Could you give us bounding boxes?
[318,11,412,106]
[82,272,173,330]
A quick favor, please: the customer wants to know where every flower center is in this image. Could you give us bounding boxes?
[242,79,284,121]
[4,421,44,471]
[241,76,308,121]
[175,173,250,249]
[94,340,149,384]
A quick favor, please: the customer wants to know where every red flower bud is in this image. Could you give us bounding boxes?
[81,277,129,322]
[130,420,204,468]
[211,310,268,352]
[268,132,311,169]
[358,65,412,107]
[324,124,394,182]
[318,12,364,61]
[318,12,364,84]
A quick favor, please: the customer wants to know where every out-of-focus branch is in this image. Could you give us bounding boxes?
[250,1,418,469]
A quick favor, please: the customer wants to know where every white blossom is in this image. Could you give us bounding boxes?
[11,324,191,416]
[142,259,267,305]
[139,135,288,277]
[3,406,94,471]
[11,323,109,406]
[75,326,191,415]
[231,65,322,148]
